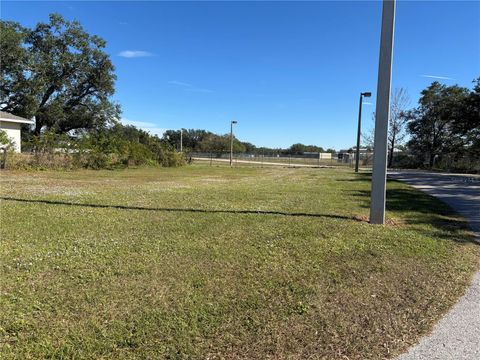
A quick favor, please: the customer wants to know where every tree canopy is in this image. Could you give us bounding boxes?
[406,79,479,167]
[0,14,120,135]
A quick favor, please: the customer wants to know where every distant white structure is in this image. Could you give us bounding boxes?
[303,152,332,160]
[0,111,34,152]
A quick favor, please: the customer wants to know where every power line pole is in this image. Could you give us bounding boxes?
[180,129,183,152]
[230,120,237,167]
[355,92,371,173]
[370,0,396,224]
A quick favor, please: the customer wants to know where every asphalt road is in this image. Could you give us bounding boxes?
[390,170,480,360]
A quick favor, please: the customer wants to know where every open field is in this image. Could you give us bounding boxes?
[192,157,338,168]
[192,155,352,168]
[1,166,479,359]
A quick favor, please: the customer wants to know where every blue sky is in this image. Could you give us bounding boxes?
[2,1,479,149]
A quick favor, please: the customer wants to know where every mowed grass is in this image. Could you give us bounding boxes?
[0,166,479,359]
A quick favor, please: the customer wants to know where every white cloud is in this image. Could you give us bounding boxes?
[421,74,454,80]
[121,118,166,137]
[363,102,373,105]
[118,50,153,58]
[168,80,213,93]
[168,80,192,87]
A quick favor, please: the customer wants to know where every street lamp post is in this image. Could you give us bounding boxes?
[179,129,183,152]
[370,0,396,224]
[355,92,371,173]
[230,120,237,167]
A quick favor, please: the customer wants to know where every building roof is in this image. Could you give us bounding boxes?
[0,111,35,124]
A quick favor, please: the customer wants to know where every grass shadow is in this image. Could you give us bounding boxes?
[348,182,478,245]
[0,196,352,221]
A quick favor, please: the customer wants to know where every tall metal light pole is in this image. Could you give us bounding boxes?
[370,0,396,224]
[180,129,183,152]
[230,120,237,167]
[355,92,372,173]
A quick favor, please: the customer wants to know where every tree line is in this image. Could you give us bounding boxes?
[405,80,479,169]
[162,129,335,155]
[364,80,479,171]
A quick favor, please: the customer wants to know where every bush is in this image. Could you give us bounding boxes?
[3,127,186,170]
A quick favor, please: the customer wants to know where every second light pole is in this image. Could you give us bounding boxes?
[355,91,371,172]
[230,120,237,167]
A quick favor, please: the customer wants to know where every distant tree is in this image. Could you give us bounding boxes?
[362,88,410,167]
[388,88,410,167]
[162,129,212,151]
[406,82,469,168]
[108,123,152,144]
[288,143,324,154]
[288,143,306,154]
[451,78,480,159]
[0,14,120,135]
[199,134,246,153]
[242,142,257,153]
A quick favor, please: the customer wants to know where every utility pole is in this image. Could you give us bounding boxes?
[355,92,371,173]
[370,0,396,224]
[180,129,183,152]
[230,120,237,167]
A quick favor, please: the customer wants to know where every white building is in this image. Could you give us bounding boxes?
[0,111,34,152]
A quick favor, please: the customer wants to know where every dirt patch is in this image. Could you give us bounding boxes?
[353,214,404,226]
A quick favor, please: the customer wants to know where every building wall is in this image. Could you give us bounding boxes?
[0,121,22,152]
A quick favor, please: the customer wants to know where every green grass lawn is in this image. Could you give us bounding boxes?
[0,166,478,359]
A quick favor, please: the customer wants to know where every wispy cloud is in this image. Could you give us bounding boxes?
[421,74,455,80]
[121,118,166,137]
[363,102,373,105]
[168,80,193,87]
[168,80,213,93]
[118,50,153,58]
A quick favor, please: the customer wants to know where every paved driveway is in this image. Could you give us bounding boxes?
[389,170,480,360]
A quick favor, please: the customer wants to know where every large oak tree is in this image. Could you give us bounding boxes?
[0,14,120,135]
[406,81,471,167]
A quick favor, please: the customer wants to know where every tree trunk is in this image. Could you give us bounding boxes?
[429,153,435,168]
[388,145,394,168]
[33,113,43,135]
[388,135,395,168]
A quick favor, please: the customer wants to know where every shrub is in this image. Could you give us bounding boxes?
[4,127,186,170]
[0,129,16,169]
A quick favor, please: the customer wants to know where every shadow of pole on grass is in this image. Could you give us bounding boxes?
[347,181,479,245]
[0,196,352,221]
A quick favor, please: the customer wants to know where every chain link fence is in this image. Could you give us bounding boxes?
[188,151,372,168]
[390,152,480,173]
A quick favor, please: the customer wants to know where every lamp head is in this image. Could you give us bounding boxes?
[362,92,372,98]
[232,120,238,124]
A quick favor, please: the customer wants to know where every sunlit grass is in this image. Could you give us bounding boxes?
[0,165,478,359]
